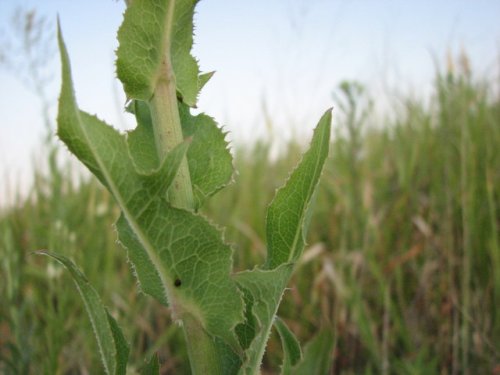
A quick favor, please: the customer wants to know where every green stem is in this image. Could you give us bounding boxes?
[147,2,223,373]
[149,72,194,209]
[148,0,194,210]
[182,313,223,375]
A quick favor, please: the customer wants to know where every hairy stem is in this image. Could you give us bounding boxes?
[149,71,194,209]
[147,2,224,373]
[182,313,223,375]
[148,0,194,209]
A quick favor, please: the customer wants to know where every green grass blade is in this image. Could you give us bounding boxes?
[36,251,129,375]
[140,353,160,375]
[292,329,334,375]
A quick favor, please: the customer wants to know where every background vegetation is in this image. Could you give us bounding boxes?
[1,8,499,375]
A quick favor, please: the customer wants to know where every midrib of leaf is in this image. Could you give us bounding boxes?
[286,125,328,264]
[79,114,173,309]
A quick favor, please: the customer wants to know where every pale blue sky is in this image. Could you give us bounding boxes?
[0,0,499,205]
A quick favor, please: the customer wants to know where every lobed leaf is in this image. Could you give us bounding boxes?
[116,0,205,106]
[36,251,129,375]
[179,103,234,208]
[170,0,202,106]
[127,100,234,208]
[57,23,188,211]
[57,24,243,354]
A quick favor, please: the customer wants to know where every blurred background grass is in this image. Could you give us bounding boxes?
[1,7,499,375]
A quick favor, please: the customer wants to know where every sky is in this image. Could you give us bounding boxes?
[0,0,499,206]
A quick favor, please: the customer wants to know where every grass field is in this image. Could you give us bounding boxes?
[1,61,499,374]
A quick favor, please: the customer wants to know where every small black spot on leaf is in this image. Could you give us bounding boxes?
[174,278,181,287]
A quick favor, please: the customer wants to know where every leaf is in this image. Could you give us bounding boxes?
[236,112,332,374]
[265,109,332,269]
[116,0,204,106]
[115,207,243,349]
[57,24,188,206]
[274,317,302,374]
[36,251,129,375]
[170,0,202,106]
[57,22,244,353]
[234,264,293,375]
[127,100,234,208]
[126,100,160,174]
[213,336,244,375]
[292,329,335,375]
[235,287,258,350]
[107,311,130,375]
[198,71,215,94]
[140,353,160,375]
[179,103,234,208]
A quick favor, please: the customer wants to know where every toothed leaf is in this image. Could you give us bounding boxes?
[57,1,332,373]
[265,110,332,268]
[198,71,215,93]
[179,103,234,208]
[236,112,331,374]
[116,0,204,106]
[57,25,243,353]
[234,264,293,375]
[116,206,243,350]
[107,311,130,375]
[127,100,160,174]
[127,100,233,208]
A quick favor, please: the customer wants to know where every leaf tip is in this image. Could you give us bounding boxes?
[322,107,333,123]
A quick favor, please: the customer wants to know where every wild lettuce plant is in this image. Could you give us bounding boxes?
[39,1,332,374]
